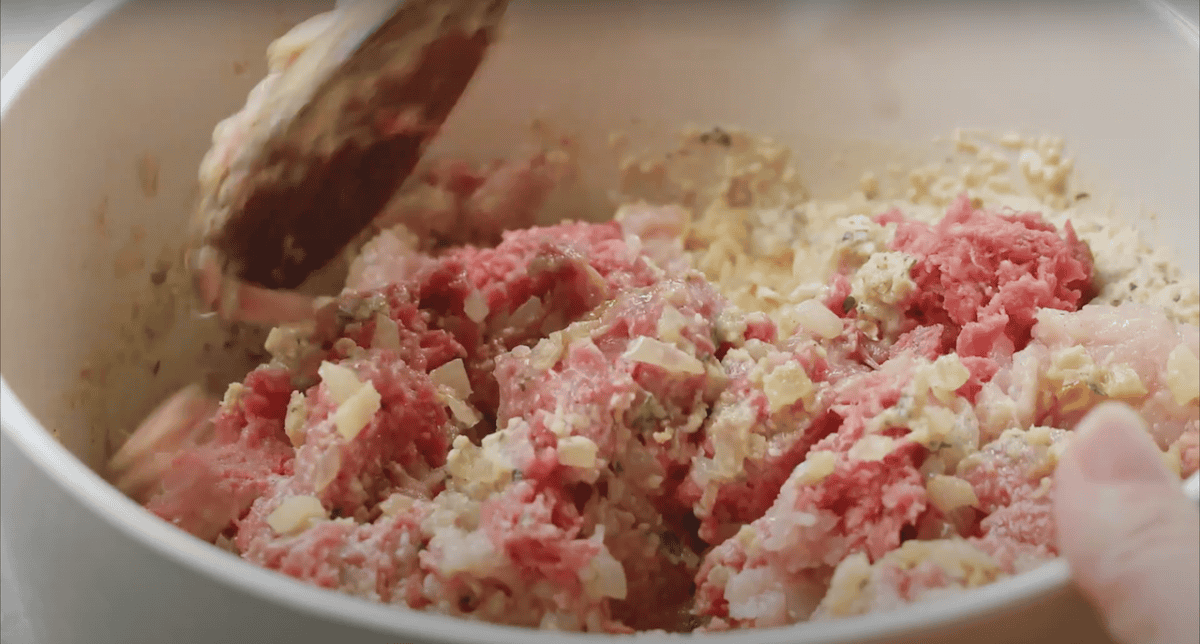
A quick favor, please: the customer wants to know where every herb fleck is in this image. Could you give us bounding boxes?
[458,593,480,612]
[660,531,683,556]
[699,127,732,147]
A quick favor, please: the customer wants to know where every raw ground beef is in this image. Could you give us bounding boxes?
[127,126,1199,635]
[880,194,1095,362]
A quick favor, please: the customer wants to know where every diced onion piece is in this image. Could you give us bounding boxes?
[221,382,247,409]
[656,305,688,344]
[792,299,843,340]
[530,335,565,371]
[1103,363,1148,399]
[622,337,704,375]
[908,405,959,449]
[464,290,490,323]
[557,435,599,469]
[795,450,837,485]
[926,475,980,514]
[319,361,362,405]
[372,313,401,350]
[263,322,315,363]
[445,396,482,427]
[312,448,341,493]
[508,296,544,329]
[266,496,327,535]
[584,264,608,292]
[1166,344,1199,405]
[284,391,309,447]
[819,553,873,618]
[333,381,381,441]
[1048,346,1093,378]
[379,493,415,517]
[931,354,971,399]
[848,435,896,462]
[430,359,472,399]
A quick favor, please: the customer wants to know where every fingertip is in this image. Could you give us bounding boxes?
[1054,403,1200,644]
[1063,402,1175,487]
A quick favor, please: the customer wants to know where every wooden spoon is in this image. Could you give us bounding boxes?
[188,0,509,325]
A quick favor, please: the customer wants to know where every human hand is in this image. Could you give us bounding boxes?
[1055,402,1199,644]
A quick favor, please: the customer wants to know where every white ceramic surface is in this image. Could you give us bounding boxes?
[2,2,1197,644]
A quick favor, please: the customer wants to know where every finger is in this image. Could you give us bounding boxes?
[1054,402,1200,644]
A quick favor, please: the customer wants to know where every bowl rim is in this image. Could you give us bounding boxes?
[0,0,1192,642]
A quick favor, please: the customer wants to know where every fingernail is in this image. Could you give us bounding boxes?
[1071,402,1172,485]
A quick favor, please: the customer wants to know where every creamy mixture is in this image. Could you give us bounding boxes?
[121,12,1200,636]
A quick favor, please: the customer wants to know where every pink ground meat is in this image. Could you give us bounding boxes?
[693,356,932,627]
[956,428,1066,564]
[283,354,450,515]
[880,195,1094,363]
[138,191,1198,632]
[394,221,663,421]
[146,368,296,541]
[237,506,427,604]
[490,276,732,630]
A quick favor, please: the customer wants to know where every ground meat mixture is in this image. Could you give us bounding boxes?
[129,24,1200,629]
[132,122,1199,632]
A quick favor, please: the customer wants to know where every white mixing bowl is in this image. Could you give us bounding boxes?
[2,2,1197,643]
